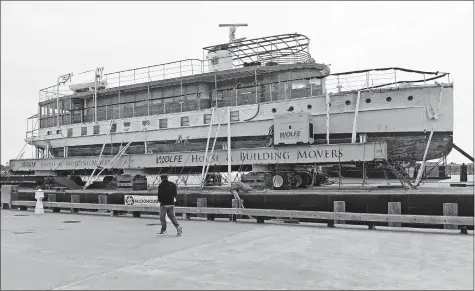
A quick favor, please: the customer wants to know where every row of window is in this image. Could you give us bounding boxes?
[46,111,240,136]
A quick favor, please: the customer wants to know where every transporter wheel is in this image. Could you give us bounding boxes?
[312,172,322,186]
[292,172,304,188]
[272,172,289,190]
[298,171,312,188]
[301,171,313,188]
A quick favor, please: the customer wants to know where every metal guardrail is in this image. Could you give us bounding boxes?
[10,201,474,228]
[38,59,203,102]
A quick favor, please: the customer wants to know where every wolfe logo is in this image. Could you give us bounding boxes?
[125,195,134,205]
[21,161,36,168]
[280,130,301,139]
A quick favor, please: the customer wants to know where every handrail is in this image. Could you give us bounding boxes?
[38,59,204,103]
[104,58,203,77]
[325,67,450,94]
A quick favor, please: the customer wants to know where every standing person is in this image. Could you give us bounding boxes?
[157,174,183,236]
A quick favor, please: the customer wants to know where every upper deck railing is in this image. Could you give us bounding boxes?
[103,59,203,89]
[39,59,204,102]
[324,67,451,94]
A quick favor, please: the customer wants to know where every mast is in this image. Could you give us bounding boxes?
[218,23,248,43]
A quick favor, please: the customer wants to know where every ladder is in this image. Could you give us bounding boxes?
[384,160,415,189]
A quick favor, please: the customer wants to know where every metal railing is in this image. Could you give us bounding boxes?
[103,59,203,88]
[325,68,450,94]
[38,59,203,102]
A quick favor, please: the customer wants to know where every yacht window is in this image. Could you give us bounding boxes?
[204,114,212,124]
[81,127,87,136]
[47,131,52,135]
[181,116,190,127]
[159,119,168,129]
[67,128,73,137]
[56,130,61,135]
[110,124,117,133]
[230,111,240,122]
[93,125,100,135]
[124,121,131,127]
[142,120,150,127]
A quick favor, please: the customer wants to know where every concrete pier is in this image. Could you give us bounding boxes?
[1,209,473,290]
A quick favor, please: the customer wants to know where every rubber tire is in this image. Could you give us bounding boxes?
[299,171,312,188]
[302,171,313,187]
[312,172,322,186]
[293,172,304,188]
[103,176,115,187]
[272,172,289,190]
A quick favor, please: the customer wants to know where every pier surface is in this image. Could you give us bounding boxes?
[1,209,473,290]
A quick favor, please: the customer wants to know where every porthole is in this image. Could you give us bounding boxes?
[386,97,392,102]
[307,104,312,109]
[345,100,351,106]
[272,108,277,113]
[408,96,414,101]
[288,106,294,112]
[365,98,371,103]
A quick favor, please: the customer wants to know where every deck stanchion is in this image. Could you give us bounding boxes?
[388,202,402,227]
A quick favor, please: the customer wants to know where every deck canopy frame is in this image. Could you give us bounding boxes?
[203,33,312,66]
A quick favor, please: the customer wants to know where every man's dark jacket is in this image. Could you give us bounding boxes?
[157,180,177,205]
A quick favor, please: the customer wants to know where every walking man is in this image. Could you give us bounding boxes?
[157,174,183,236]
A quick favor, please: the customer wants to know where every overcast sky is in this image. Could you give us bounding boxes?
[1,1,473,165]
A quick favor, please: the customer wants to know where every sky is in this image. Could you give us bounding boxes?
[1,1,473,165]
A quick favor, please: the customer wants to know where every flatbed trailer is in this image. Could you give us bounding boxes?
[6,142,388,190]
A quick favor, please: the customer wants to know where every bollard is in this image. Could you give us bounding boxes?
[388,202,402,227]
[330,201,346,227]
[34,188,45,215]
[230,199,242,221]
[197,198,207,219]
[443,203,458,230]
[70,194,80,213]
